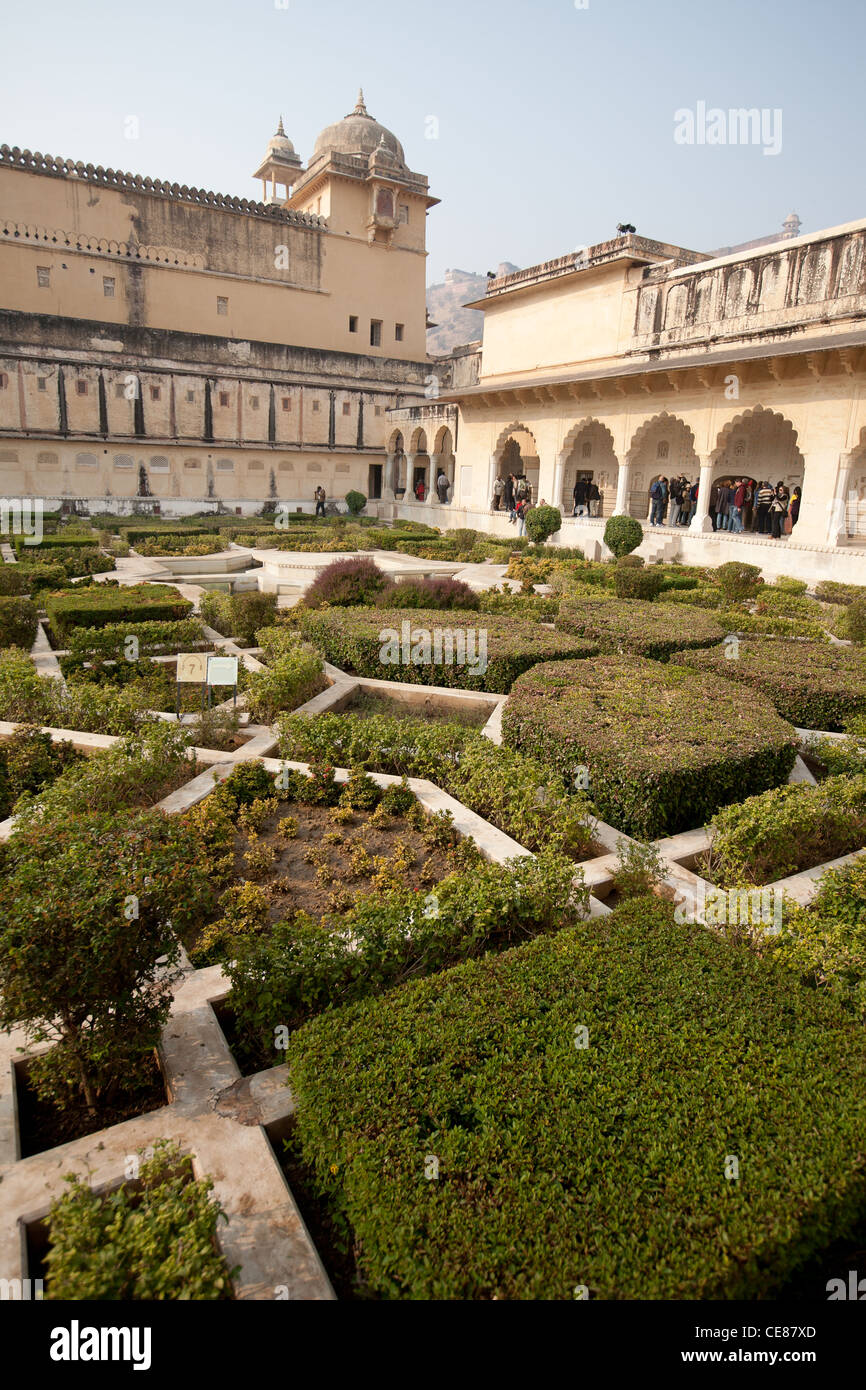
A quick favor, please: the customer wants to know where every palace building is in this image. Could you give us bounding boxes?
[0,92,439,513]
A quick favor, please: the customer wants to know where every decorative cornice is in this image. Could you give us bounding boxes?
[0,145,325,229]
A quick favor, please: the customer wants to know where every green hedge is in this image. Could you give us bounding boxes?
[64,618,209,664]
[502,656,797,837]
[0,597,38,650]
[286,896,866,1299]
[706,774,866,885]
[45,584,193,637]
[278,711,596,859]
[228,852,585,1063]
[0,563,68,596]
[295,607,598,693]
[678,639,866,731]
[558,597,726,662]
[14,533,98,552]
[775,857,866,1015]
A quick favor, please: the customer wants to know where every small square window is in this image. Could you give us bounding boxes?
[219,392,230,407]
[370,320,382,347]
[342,401,351,416]
[349,316,359,333]
[398,204,409,225]
[282,397,292,411]
[115,383,126,399]
[395,323,404,342]
[37,377,47,392]
[150,386,161,401]
[312,400,320,413]
[76,380,88,396]
[375,405,382,416]
[186,390,195,403]
[103,276,115,298]
[217,297,228,315]
[250,396,259,410]
[37,266,51,288]
[0,373,8,389]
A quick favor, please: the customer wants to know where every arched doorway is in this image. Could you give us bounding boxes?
[432,426,455,504]
[493,424,540,508]
[559,420,619,518]
[711,408,804,534]
[627,414,700,522]
[386,429,406,497]
[409,427,430,502]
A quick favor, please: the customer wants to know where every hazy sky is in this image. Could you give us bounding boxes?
[2,0,863,284]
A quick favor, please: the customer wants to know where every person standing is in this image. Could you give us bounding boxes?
[314,485,327,517]
[415,477,427,502]
[731,479,747,533]
[492,473,505,511]
[755,480,775,535]
[769,486,788,540]
[790,485,802,528]
[504,473,515,518]
[588,480,600,518]
[436,470,450,504]
[573,476,588,517]
[649,476,666,526]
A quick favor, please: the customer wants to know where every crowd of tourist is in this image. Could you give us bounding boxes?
[649,475,802,539]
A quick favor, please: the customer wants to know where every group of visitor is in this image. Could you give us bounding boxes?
[571,477,602,517]
[492,472,534,523]
[649,474,802,539]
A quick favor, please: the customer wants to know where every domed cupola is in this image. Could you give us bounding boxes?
[252,117,304,203]
[312,90,406,168]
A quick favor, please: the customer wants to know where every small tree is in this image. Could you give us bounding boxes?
[345,491,367,516]
[0,810,214,1114]
[524,504,563,545]
[604,515,643,558]
[715,561,763,603]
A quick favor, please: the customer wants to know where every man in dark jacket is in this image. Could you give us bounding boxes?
[573,477,588,516]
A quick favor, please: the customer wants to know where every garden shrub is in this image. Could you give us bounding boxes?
[814,580,865,606]
[678,638,866,730]
[244,639,327,722]
[616,554,644,570]
[504,554,555,593]
[286,895,866,1299]
[377,576,480,611]
[64,618,208,665]
[295,607,597,693]
[773,576,808,595]
[477,589,559,621]
[44,1140,236,1300]
[13,723,196,825]
[524,504,562,544]
[0,649,61,723]
[704,774,866,885]
[774,857,866,1015]
[210,759,276,813]
[612,567,664,601]
[0,563,66,596]
[842,598,866,644]
[0,809,212,1112]
[199,591,278,645]
[345,490,367,516]
[503,655,797,837]
[752,589,820,620]
[0,596,38,650]
[610,838,665,899]
[603,515,643,558]
[45,584,192,636]
[558,597,725,661]
[228,851,587,1057]
[715,610,831,641]
[302,557,391,610]
[278,711,597,859]
[713,561,763,602]
[0,726,81,819]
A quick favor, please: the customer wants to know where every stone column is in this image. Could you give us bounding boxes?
[384,453,397,501]
[427,454,442,505]
[613,460,632,516]
[689,459,715,533]
[551,456,565,514]
[828,457,853,548]
[487,455,499,514]
[786,450,847,549]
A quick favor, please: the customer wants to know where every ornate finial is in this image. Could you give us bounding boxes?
[276,115,286,137]
[352,88,370,117]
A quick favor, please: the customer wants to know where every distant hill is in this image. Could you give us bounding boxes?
[426,263,519,356]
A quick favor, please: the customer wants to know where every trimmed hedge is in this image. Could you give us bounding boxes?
[678,639,866,731]
[295,607,598,693]
[603,515,643,557]
[706,774,866,885]
[558,597,726,662]
[0,597,38,650]
[502,655,797,837]
[45,584,193,637]
[64,618,208,663]
[286,895,866,1299]
[612,567,663,601]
